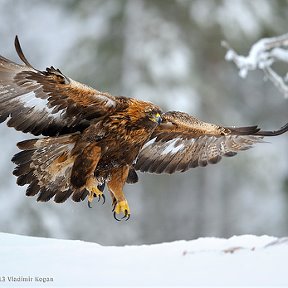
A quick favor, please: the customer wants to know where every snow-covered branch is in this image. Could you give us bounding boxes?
[222,33,288,98]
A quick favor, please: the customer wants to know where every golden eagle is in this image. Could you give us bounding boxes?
[0,37,287,220]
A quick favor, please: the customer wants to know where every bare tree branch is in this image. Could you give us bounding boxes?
[222,33,288,98]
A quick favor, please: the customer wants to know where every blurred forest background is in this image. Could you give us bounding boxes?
[0,0,287,245]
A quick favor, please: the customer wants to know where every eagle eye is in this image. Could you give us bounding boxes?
[149,112,162,124]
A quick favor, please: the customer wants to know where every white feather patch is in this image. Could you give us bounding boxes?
[142,137,157,150]
[161,139,185,155]
[19,91,63,120]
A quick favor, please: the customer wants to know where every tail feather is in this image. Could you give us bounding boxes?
[12,133,81,203]
[13,161,32,176]
[12,150,34,165]
[26,180,40,197]
[37,187,57,202]
[54,188,73,203]
[72,189,89,202]
[16,170,35,186]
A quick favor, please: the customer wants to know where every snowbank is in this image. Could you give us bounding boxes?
[0,233,287,287]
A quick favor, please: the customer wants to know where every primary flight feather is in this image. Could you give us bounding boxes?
[0,36,287,220]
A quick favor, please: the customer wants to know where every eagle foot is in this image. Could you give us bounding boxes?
[112,200,130,221]
[87,186,105,208]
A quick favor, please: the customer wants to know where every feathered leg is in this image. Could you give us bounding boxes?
[107,165,130,221]
[70,144,104,206]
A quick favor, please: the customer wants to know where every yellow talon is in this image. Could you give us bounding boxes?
[88,192,94,203]
[87,187,102,200]
[86,177,105,206]
[114,200,130,218]
[114,200,130,214]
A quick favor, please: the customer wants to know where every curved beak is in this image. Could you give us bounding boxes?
[150,113,162,124]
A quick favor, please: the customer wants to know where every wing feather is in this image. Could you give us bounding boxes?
[135,111,267,174]
[0,36,119,136]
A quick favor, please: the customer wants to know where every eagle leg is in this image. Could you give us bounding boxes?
[71,144,103,208]
[110,191,117,210]
[108,165,130,221]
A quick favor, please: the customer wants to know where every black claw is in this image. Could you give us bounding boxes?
[88,201,92,208]
[113,212,121,221]
[113,210,130,221]
[121,209,127,218]
[120,210,130,221]
[102,194,106,205]
[97,195,101,202]
[112,202,116,212]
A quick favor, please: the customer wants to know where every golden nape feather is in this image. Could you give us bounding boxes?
[0,37,287,221]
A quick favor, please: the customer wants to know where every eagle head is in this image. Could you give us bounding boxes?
[146,110,162,125]
[126,99,162,128]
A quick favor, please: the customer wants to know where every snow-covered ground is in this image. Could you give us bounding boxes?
[0,233,287,287]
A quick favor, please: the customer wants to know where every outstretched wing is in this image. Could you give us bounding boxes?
[0,36,118,136]
[135,111,287,174]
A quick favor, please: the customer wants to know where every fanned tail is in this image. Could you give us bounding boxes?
[12,133,87,203]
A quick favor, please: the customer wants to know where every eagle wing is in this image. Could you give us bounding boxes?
[135,111,274,174]
[0,36,117,136]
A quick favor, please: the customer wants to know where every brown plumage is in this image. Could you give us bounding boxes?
[0,36,287,220]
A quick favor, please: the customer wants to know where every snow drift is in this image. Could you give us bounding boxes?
[0,233,287,287]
